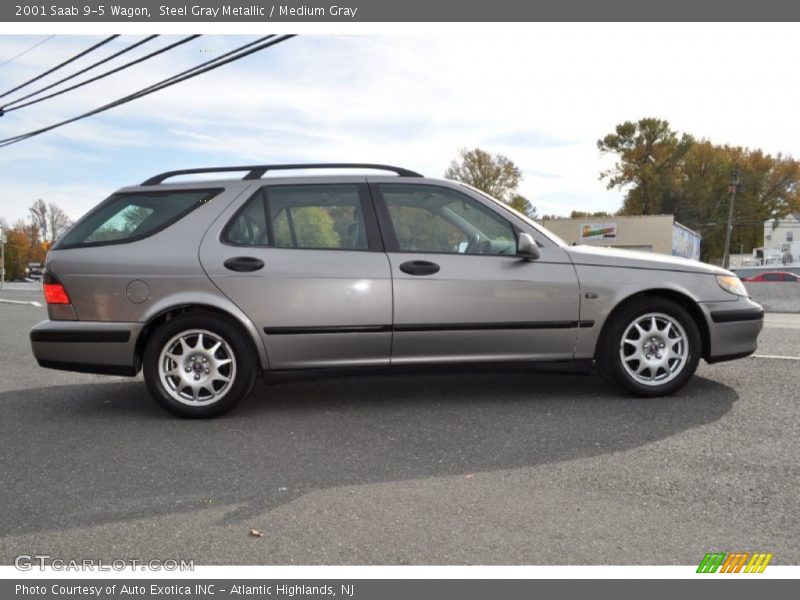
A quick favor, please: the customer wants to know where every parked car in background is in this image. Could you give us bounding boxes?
[30,164,764,418]
[741,271,800,283]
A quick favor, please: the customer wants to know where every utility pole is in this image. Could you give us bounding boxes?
[722,168,741,269]
[0,223,4,290]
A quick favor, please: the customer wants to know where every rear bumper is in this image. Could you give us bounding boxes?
[700,299,764,363]
[30,320,142,376]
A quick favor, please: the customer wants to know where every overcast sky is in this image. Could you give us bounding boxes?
[1,25,799,225]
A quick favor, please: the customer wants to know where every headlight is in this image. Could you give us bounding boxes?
[716,275,748,297]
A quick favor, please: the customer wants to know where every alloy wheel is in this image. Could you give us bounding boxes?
[619,312,689,386]
[158,329,237,406]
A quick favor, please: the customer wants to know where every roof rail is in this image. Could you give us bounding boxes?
[141,163,423,185]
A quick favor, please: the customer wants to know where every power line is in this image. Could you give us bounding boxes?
[0,35,118,100]
[0,35,274,143]
[1,35,196,113]
[0,35,55,68]
[0,35,296,149]
[1,35,160,111]
[3,34,283,114]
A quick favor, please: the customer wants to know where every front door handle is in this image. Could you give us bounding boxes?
[399,260,440,276]
[224,256,265,272]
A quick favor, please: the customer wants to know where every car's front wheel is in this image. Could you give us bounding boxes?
[597,297,701,397]
[143,311,257,418]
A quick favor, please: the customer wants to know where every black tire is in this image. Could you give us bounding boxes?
[596,297,702,397]
[143,310,258,418]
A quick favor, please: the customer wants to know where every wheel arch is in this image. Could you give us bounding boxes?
[594,289,711,361]
[134,302,268,373]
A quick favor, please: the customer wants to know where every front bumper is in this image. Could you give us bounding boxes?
[700,297,764,364]
[30,320,143,376]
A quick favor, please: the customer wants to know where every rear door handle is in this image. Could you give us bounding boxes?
[224,256,265,272]
[399,260,440,276]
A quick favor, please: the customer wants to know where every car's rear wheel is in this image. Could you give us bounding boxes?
[596,297,701,397]
[143,311,257,418]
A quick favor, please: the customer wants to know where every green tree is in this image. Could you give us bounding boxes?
[508,193,537,219]
[275,207,340,248]
[569,210,613,219]
[598,119,800,260]
[598,118,695,215]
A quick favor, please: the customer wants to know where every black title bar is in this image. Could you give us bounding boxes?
[4,0,800,22]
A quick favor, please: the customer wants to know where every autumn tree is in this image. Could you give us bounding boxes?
[445,147,537,217]
[2,221,44,280]
[3,227,32,280]
[445,148,521,199]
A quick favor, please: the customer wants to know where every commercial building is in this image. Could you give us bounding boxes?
[537,214,701,260]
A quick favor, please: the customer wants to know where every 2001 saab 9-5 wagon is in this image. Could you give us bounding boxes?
[30,163,764,417]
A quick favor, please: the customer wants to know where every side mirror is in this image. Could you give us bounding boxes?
[517,232,541,260]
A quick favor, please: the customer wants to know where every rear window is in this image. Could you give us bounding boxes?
[55,189,221,249]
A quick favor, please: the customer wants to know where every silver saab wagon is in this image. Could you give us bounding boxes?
[30,163,764,418]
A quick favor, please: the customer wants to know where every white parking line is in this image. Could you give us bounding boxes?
[753,354,800,361]
[0,299,42,307]
[763,313,800,329]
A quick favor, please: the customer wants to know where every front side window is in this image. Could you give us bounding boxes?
[379,184,517,255]
[57,189,219,248]
[223,184,369,251]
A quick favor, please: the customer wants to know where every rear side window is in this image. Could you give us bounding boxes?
[56,189,220,249]
[223,184,369,251]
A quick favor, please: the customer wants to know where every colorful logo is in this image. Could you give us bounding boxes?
[580,223,617,241]
[697,552,773,573]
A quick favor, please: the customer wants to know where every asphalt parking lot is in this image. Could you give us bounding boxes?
[0,283,798,565]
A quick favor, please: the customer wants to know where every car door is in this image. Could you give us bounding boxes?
[199,178,392,369]
[369,180,581,364]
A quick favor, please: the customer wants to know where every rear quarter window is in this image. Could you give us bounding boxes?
[55,188,221,249]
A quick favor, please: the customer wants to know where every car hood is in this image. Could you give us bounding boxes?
[564,244,731,275]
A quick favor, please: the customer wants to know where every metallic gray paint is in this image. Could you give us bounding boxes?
[30,172,763,379]
[388,250,580,362]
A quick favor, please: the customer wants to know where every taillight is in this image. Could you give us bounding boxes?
[43,283,70,304]
[42,271,71,305]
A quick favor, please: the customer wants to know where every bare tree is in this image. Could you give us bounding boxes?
[28,199,48,242]
[47,202,72,242]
